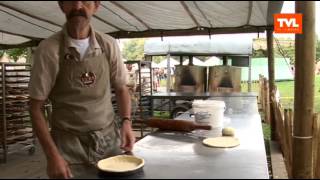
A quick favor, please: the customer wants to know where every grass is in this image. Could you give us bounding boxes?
[242,75,320,112]
[153,111,170,118]
[262,123,271,141]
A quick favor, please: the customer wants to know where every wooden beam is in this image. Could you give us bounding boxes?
[180,1,200,27]
[267,29,276,140]
[110,1,151,30]
[0,29,41,41]
[292,1,316,179]
[0,40,40,50]
[0,3,62,28]
[108,25,268,39]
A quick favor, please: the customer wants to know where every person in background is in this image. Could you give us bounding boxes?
[29,1,135,178]
[126,63,139,117]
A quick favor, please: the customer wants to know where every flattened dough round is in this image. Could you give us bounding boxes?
[97,155,145,173]
[203,137,240,148]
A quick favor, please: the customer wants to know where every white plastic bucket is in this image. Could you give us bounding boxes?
[192,100,226,128]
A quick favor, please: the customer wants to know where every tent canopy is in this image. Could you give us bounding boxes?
[158,58,179,68]
[0,1,283,48]
[182,57,206,66]
[144,36,253,56]
[205,56,222,66]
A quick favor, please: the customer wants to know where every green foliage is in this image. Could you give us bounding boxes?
[253,49,267,58]
[152,56,166,64]
[122,39,146,61]
[5,48,28,62]
[0,50,4,58]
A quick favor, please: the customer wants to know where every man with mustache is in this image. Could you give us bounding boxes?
[29,1,135,178]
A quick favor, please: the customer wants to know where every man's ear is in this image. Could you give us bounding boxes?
[58,1,65,13]
[94,1,101,11]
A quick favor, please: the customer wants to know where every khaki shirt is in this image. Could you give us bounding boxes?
[29,26,127,101]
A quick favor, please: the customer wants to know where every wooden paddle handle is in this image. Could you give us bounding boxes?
[138,118,212,132]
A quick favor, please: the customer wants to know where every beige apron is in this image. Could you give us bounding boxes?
[48,33,122,171]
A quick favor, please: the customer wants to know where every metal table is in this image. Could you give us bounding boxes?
[77,95,269,179]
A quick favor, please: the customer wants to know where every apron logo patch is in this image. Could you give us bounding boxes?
[64,53,74,60]
[80,72,96,86]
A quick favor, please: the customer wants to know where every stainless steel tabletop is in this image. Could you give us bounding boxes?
[77,95,269,179]
[148,92,258,99]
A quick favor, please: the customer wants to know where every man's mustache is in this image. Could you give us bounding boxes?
[67,9,87,19]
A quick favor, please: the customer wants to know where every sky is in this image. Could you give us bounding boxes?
[119,1,320,50]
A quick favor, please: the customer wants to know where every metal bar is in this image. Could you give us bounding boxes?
[93,14,123,31]
[193,1,213,28]
[110,1,151,30]
[100,3,140,31]
[180,1,200,27]
[246,1,253,25]
[108,25,268,39]
[1,63,7,163]
[166,54,171,93]
[248,56,252,92]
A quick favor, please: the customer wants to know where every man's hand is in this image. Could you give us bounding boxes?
[120,120,136,152]
[47,155,73,179]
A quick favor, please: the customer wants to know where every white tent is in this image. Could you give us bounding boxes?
[204,56,222,66]
[158,58,179,68]
[182,57,206,66]
[151,61,161,68]
[0,2,283,45]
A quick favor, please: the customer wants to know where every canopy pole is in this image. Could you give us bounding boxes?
[222,56,228,65]
[189,56,193,65]
[166,54,171,93]
[267,29,276,140]
[248,56,252,92]
[293,1,315,178]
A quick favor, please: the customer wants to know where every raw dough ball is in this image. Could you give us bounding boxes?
[203,137,240,148]
[222,127,235,136]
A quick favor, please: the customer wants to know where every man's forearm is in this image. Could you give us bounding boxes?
[30,100,60,160]
[115,86,131,119]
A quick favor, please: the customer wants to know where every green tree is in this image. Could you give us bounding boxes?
[0,50,4,58]
[6,48,28,62]
[122,39,145,61]
[253,49,267,58]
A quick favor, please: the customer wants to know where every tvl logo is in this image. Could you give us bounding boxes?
[274,14,302,34]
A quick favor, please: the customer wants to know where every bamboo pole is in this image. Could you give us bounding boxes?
[284,109,292,178]
[293,2,316,178]
[315,114,320,178]
[312,114,319,178]
[264,78,270,124]
[260,75,265,113]
[267,29,276,140]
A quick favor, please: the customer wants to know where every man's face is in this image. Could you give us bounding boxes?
[126,64,133,71]
[59,1,100,27]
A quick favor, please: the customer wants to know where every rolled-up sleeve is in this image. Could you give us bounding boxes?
[29,40,59,101]
[108,38,128,89]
